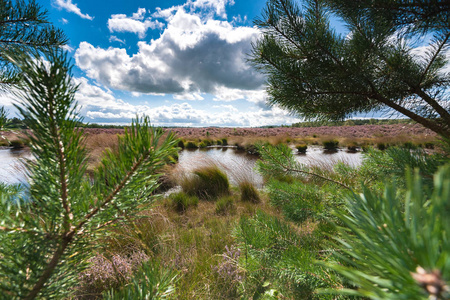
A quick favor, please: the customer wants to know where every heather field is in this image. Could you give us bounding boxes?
[77,123,434,139]
[77,123,437,153]
[169,123,434,139]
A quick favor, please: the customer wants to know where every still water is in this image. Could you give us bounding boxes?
[0,146,362,186]
[177,146,362,188]
[0,148,32,184]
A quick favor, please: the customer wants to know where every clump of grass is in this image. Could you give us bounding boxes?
[185,141,198,149]
[221,138,228,146]
[377,142,387,150]
[424,142,435,149]
[199,141,208,148]
[181,165,230,200]
[296,144,307,153]
[169,192,199,213]
[215,196,236,215]
[9,139,25,149]
[239,181,261,203]
[403,141,416,149]
[165,151,179,164]
[322,139,339,150]
[216,139,222,146]
[347,144,358,152]
[177,140,185,149]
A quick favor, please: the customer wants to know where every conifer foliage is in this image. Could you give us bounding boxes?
[0,50,178,299]
[0,0,67,90]
[325,166,450,299]
[251,0,450,138]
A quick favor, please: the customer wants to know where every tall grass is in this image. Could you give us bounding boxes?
[168,191,199,213]
[239,180,261,203]
[180,164,230,200]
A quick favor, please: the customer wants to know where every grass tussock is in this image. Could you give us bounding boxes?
[180,164,230,200]
[296,143,308,153]
[239,180,261,203]
[168,191,199,213]
[322,139,339,150]
[215,196,236,215]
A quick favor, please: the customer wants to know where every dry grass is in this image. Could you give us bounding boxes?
[76,185,286,299]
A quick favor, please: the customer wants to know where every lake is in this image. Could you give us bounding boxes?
[0,146,362,186]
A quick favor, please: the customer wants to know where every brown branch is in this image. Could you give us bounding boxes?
[47,90,72,232]
[72,153,148,235]
[371,93,450,138]
[420,32,450,83]
[24,235,72,300]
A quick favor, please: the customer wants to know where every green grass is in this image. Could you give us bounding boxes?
[239,181,261,203]
[322,139,339,150]
[296,143,308,153]
[169,191,199,213]
[181,165,230,200]
[185,141,198,149]
[215,196,236,215]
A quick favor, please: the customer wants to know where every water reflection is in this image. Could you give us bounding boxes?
[0,148,32,185]
[177,146,362,188]
[0,146,363,186]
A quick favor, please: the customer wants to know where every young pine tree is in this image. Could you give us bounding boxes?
[0,50,178,299]
[0,0,68,91]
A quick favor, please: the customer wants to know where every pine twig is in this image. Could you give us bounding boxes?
[260,146,353,191]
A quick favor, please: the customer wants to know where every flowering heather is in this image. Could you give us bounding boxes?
[79,123,434,139]
[168,124,435,139]
[78,251,149,297]
[212,245,243,298]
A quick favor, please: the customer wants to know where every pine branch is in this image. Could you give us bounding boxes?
[72,153,148,235]
[259,145,353,191]
[24,236,72,300]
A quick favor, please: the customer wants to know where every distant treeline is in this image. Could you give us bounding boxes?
[3,117,27,129]
[291,118,414,128]
[2,118,415,130]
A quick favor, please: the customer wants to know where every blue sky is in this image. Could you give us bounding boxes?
[1,0,388,126]
[26,0,304,127]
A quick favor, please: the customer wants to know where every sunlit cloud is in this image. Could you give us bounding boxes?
[53,0,94,20]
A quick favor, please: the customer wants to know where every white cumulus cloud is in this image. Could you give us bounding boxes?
[107,8,164,39]
[75,2,264,102]
[53,0,93,20]
[73,78,299,127]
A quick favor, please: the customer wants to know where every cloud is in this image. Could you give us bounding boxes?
[73,78,299,127]
[213,104,238,112]
[188,0,235,19]
[53,0,93,20]
[107,8,164,38]
[152,0,234,20]
[75,2,264,102]
[61,44,74,52]
[109,36,126,45]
